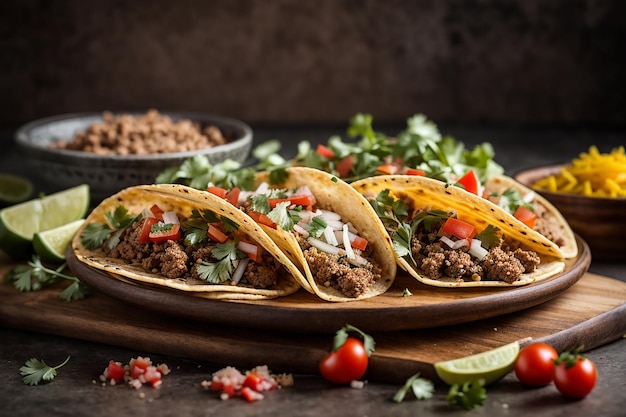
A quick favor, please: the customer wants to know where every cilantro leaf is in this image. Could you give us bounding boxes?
[249,194,271,214]
[447,379,487,410]
[195,241,245,284]
[475,224,501,249]
[268,201,299,230]
[79,222,114,250]
[393,373,435,402]
[20,356,71,386]
[308,216,328,238]
[496,188,534,214]
[80,205,139,250]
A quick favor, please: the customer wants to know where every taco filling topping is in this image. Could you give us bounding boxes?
[79,203,286,289]
[207,183,383,298]
[370,190,541,284]
[483,188,567,249]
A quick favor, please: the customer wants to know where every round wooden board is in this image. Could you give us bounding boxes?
[66,236,591,333]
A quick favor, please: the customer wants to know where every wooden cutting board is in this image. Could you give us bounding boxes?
[1,256,624,383]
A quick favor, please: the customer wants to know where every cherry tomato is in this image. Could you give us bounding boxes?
[319,337,369,384]
[514,342,559,386]
[553,353,597,399]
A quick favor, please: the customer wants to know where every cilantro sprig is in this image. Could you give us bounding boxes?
[447,379,487,410]
[7,256,89,301]
[20,356,71,386]
[195,240,246,284]
[80,205,139,250]
[156,155,256,191]
[392,372,435,402]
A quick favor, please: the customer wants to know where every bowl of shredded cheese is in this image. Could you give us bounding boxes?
[514,146,626,260]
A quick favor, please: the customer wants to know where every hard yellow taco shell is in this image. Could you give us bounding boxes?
[485,175,578,258]
[71,184,306,300]
[351,175,566,287]
[254,167,397,302]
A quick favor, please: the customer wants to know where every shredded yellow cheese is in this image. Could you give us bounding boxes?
[533,146,626,198]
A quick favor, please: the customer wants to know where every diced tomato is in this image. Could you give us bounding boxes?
[143,366,162,387]
[225,187,241,206]
[405,168,425,176]
[242,373,264,391]
[442,217,476,241]
[149,223,180,244]
[208,224,229,243]
[456,170,481,195]
[336,155,354,177]
[514,205,537,229]
[268,194,316,209]
[207,186,228,199]
[106,360,125,383]
[375,164,399,175]
[210,380,223,391]
[349,235,368,251]
[241,386,264,402]
[248,211,277,229]
[130,364,145,380]
[316,144,336,159]
[149,204,164,220]
[138,217,159,243]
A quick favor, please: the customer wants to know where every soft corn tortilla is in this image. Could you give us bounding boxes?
[485,175,578,259]
[71,184,306,300]
[253,167,397,302]
[351,175,566,288]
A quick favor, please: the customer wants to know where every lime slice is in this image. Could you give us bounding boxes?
[33,219,85,263]
[0,184,90,259]
[434,341,520,386]
[0,174,33,205]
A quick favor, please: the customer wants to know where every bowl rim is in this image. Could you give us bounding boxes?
[514,163,626,202]
[14,111,253,161]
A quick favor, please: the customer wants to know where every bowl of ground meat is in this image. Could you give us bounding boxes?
[15,110,253,203]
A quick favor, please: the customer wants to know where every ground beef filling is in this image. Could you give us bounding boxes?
[410,230,540,284]
[102,217,282,289]
[532,203,566,248]
[302,246,382,298]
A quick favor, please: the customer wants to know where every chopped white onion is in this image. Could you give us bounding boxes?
[343,224,355,259]
[319,209,342,222]
[255,182,270,195]
[141,208,155,219]
[453,239,468,250]
[347,254,370,267]
[231,258,249,285]
[295,185,316,206]
[440,235,456,248]
[308,237,342,256]
[324,225,338,246]
[298,209,322,223]
[293,223,310,237]
[324,218,344,230]
[345,222,359,235]
[162,211,180,225]
[523,191,536,204]
[237,240,258,257]
[469,239,489,260]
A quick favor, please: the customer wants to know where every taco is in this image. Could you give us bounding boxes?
[351,175,566,287]
[206,167,397,302]
[482,175,578,258]
[71,184,306,300]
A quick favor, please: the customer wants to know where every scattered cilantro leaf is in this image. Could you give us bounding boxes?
[250,194,271,214]
[393,372,435,402]
[79,205,139,250]
[195,241,245,284]
[6,256,90,301]
[308,216,328,238]
[495,188,534,214]
[447,379,487,410]
[20,356,71,386]
[156,155,256,191]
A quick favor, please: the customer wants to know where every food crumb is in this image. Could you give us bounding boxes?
[350,380,366,389]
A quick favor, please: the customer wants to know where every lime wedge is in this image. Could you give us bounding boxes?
[434,341,520,386]
[33,219,85,263]
[0,184,90,259]
[0,174,33,205]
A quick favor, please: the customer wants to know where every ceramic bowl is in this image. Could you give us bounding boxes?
[514,164,626,260]
[15,111,253,203]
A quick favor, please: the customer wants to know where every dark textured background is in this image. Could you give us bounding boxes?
[1,0,625,128]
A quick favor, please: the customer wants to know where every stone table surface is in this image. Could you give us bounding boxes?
[1,124,625,417]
